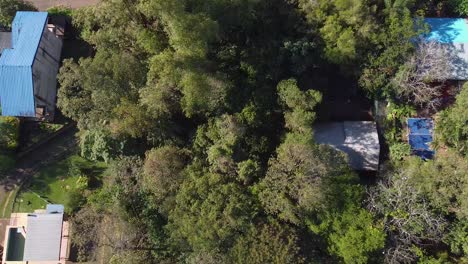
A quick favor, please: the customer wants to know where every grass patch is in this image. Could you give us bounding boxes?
[21,122,66,150]
[0,116,19,174]
[0,187,19,218]
[14,155,106,214]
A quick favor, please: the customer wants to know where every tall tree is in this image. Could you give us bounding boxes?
[0,0,36,28]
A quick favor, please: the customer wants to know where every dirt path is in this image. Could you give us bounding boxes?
[0,126,78,217]
[28,0,99,10]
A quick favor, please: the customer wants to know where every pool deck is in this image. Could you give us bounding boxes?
[0,219,8,247]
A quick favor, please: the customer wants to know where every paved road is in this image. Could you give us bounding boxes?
[0,126,78,216]
[28,0,99,10]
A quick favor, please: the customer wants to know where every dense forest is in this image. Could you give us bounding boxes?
[2,0,468,263]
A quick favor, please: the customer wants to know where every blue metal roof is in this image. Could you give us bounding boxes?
[0,12,48,117]
[424,18,468,43]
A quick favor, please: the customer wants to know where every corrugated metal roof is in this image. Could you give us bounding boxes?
[7,12,48,66]
[0,65,35,116]
[23,213,63,261]
[0,12,48,117]
[424,18,468,80]
[425,18,468,43]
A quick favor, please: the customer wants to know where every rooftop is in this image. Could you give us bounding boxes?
[0,12,48,117]
[424,18,468,43]
[314,121,380,171]
[423,18,468,80]
[2,204,68,264]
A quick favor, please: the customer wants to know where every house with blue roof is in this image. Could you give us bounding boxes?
[0,11,63,121]
[424,18,468,81]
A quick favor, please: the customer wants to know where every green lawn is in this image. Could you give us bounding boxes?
[0,187,19,218]
[14,155,106,214]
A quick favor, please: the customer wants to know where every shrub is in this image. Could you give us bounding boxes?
[436,83,468,156]
[47,5,73,17]
[0,116,20,151]
[0,154,14,173]
[383,102,416,145]
[389,142,411,161]
[80,129,120,163]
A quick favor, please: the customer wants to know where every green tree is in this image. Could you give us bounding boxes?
[57,59,91,124]
[0,116,19,151]
[360,9,425,99]
[446,220,468,257]
[436,83,468,156]
[402,152,468,219]
[259,79,360,225]
[0,0,36,28]
[259,141,355,224]
[368,167,448,263]
[277,79,322,134]
[299,0,379,68]
[79,129,120,163]
[167,167,256,252]
[229,220,304,264]
[310,207,385,264]
[142,146,190,215]
[455,0,468,15]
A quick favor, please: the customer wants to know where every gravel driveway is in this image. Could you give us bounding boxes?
[28,0,99,10]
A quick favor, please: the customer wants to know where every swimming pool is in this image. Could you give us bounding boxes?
[5,228,25,261]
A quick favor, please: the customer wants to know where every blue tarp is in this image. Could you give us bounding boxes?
[407,118,435,160]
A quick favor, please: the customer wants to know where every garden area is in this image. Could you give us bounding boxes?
[19,121,67,151]
[13,154,106,214]
[0,115,20,174]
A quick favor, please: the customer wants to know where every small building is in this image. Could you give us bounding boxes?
[314,121,380,171]
[424,18,468,82]
[1,204,70,264]
[0,11,63,121]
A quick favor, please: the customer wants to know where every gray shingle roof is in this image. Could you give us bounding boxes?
[314,121,380,171]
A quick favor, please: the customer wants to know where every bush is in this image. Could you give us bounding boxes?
[383,102,416,145]
[0,116,20,151]
[80,129,120,163]
[66,189,86,214]
[0,154,15,173]
[389,142,411,161]
[47,5,73,17]
[436,84,468,156]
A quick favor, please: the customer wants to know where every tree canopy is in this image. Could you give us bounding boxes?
[45,0,468,263]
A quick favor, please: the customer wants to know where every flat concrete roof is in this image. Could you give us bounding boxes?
[23,213,63,261]
[314,121,380,171]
